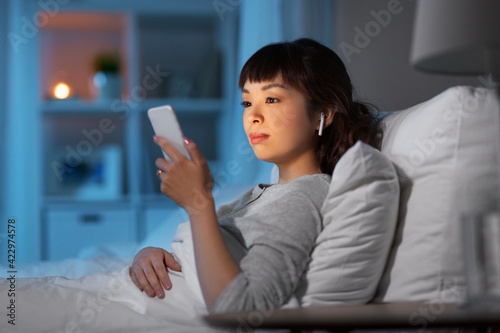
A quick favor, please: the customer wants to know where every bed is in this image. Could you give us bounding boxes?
[2,86,499,333]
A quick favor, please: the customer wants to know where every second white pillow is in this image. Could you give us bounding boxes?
[296,140,400,306]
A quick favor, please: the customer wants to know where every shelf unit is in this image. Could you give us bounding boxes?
[36,2,238,260]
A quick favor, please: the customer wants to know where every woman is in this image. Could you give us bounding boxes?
[129,38,382,313]
[1,38,381,333]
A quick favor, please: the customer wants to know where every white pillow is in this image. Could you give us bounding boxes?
[373,86,500,303]
[296,140,400,306]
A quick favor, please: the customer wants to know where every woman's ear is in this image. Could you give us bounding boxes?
[323,109,334,128]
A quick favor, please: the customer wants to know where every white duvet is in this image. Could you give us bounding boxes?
[0,222,232,333]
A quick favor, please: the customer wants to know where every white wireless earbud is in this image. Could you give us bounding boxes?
[318,112,325,136]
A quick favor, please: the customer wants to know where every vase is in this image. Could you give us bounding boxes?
[93,71,122,101]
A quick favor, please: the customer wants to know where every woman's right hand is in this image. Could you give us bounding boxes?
[129,247,182,299]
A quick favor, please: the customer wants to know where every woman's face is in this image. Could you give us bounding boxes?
[241,77,319,168]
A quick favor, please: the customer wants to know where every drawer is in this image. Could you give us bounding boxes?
[44,207,135,261]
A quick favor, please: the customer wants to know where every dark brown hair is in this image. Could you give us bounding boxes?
[239,38,382,174]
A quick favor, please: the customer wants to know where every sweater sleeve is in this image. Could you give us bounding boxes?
[210,179,327,313]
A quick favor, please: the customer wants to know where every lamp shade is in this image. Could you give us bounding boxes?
[411,0,500,76]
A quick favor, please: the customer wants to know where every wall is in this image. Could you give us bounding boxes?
[282,0,332,45]
[331,0,481,111]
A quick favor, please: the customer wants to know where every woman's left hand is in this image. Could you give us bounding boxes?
[154,136,213,214]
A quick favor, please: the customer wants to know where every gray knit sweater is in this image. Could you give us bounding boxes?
[211,173,331,313]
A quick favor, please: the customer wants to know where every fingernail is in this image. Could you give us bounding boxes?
[164,281,171,290]
[153,135,158,142]
[157,290,164,298]
[183,137,191,145]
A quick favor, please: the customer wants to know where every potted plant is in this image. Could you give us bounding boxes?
[92,52,122,101]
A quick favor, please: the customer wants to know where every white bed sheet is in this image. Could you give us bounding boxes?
[0,185,257,332]
[0,222,233,333]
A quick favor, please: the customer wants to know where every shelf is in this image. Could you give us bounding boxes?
[58,0,216,16]
[41,98,224,114]
[40,12,128,101]
[136,98,224,113]
[137,14,221,100]
[33,1,237,261]
[41,112,128,199]
[42,99,125,113]
[43,198,132,209]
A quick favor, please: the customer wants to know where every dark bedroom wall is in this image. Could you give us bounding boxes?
[330,0,482,111]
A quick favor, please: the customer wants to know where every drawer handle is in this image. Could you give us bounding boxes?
[80,214,101,224]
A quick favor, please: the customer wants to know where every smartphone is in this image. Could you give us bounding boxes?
[147,105,190,162]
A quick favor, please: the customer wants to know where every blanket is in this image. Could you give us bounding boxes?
[0,222,233,333]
